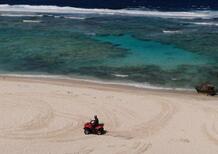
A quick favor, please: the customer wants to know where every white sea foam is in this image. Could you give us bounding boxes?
[112,74,129,78]
[63,16,86,20]
[0,73,194,92]
[85,32,96,36]
[54,15,61,18]
[163,30,182,34]
[0,13,43,17]
[190,22,218,26]
[23,20,41,23]
[0,4,218,19]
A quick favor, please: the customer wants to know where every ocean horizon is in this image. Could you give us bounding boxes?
[1,0,218,10]
[0,3,218,89]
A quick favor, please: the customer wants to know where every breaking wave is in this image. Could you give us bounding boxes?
[190,21,218,26]
[0,4,218,19]
[0,13,43,17]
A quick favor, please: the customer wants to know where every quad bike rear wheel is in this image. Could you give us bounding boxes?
[97,129,103,135]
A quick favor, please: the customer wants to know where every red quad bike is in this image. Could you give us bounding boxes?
[84,120,104,135]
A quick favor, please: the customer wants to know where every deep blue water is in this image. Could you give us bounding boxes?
[0,0,218,10]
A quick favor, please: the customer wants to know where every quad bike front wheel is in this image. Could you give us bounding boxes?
[84,129,90,135]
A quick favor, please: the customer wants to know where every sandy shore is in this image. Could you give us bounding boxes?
[0,75,218,154]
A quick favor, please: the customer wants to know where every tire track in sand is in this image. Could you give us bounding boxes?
[108,100,176,139]
[0,98,85,140]
[0,87,175,142]
[132,141,152,154]
[203,107,218,145]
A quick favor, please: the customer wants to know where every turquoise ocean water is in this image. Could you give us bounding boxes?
[0,6,218,89]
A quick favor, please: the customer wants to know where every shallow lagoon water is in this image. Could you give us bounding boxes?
[0,12,218,89]
[94,35,211,69]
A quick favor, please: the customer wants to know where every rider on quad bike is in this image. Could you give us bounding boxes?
[92,115,99,127]
[84,115,104,135]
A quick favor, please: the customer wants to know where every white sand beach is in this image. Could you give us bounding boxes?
[0,76,218,154]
